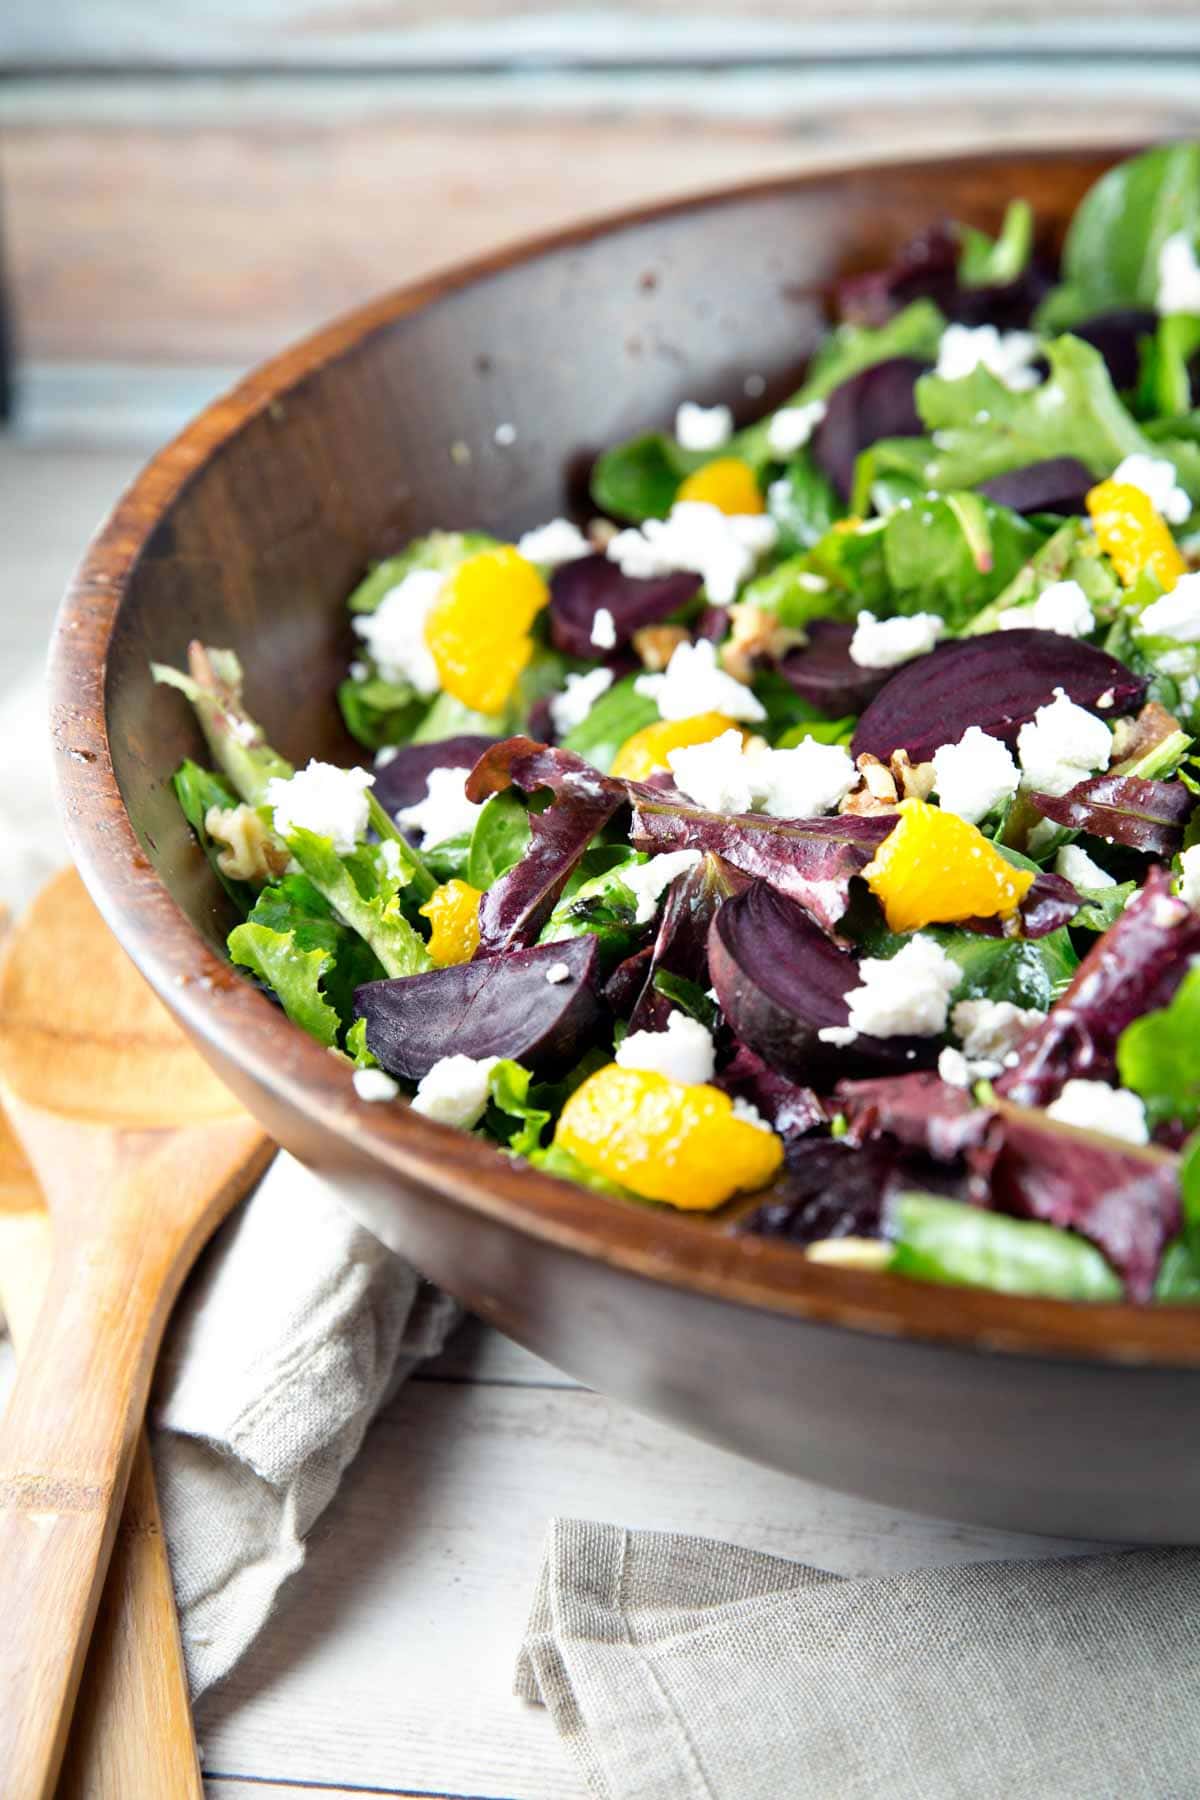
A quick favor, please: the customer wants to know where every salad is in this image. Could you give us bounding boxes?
[157,143,1200,1307]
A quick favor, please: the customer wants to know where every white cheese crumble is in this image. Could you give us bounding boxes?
[1157,231,1200,317]
[379,837,404,882]
[668,730,857,818]
[675,401,734,451]
[1137,572,1200,643]
[549,667,614,737]
[615,1010,716,1086]
[544,960,573,984]
[935,323,1041,391]
[590,606,617,650]
[849,609,945,670]
[843,936,962,1039]
[1045,1078,1149,1146]
[1055,843,1116,890]
[765,400,827,457]
[266,759,374,854]
[1111,453,1191,526]
[621,849,704,923]
[374,744,400,768]
[729,1095,773,1132]
[635,636,766,723]
[515,517,591,566]
[1016,688,1112,796]
[951,997,1044,1063]
[349,659,370,682]
[411,1054,501,1128]
[999,578,1095,638]
[937,1046,973,1089]
[352,568,445,694]
[817,1025,858,1047]
[668,730,755,813]
[396,766,481,846]
[1179,843,1200,909]
[607,501,777,607]
[353,1067,400,1103]
[931,727,1020,824]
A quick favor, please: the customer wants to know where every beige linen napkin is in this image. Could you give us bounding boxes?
[0,666,458,1695]
[518,1519,1200,1800]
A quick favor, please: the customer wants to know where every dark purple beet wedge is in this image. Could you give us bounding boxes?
[852,629,1145,764]
[548,555,701,659]
[810,356,929,500]
[355,934,602,1081]
[780,620,893,716]
[1072,309,1157,393]
[626,853,747,1032]
[715,1045,826,1146]
[978,457,1094,516]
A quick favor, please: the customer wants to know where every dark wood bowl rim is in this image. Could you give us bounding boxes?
[51,145,1200,1370]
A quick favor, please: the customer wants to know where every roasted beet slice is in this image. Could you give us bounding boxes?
[715,1045,826,1145]
[852,629,1145,764]
[836,221,1053,332]
[632,796,890,937]
[1030,774,1193,858]
[1072,309,1157,393]
[372,735,496,821]
[548,555,701,659]
[779,620,893,717]
[978,457,1094,516]
[986,1104,1179,1302]
[355,935,602,1080]
[626,853,747,1033]
[810,356,929,500]
[707,881,937,1082]
[997,866,1200,1107]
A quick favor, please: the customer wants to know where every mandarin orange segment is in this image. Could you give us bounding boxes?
[610,711,742,780]
[554,1065,782,1209]
[675,457,765,516]
[1086,479,1187,591]
[863,798,1035,933]
[425,545,549,714]
[419,878,482,966]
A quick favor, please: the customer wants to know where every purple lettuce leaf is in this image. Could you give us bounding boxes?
[604,946,654,1017]
[836,221,1054,331]
[735,1138,894,1245]
[372,735,497,824]
[977,457,1094,516]
[626,852,747,1032]
[548,555,701,659]
[997,865,1200,1106]
[838,1070,999,1163]
[810,357,929,500]
[707,880,937,1080]
[466,738,627,948]
[852,629,1145,764]
[1030,774,1193,857]
[985,1103,1180,1301]
[714,1044,826,1145]
[1072,309,1158,394]
[962,867,1081,941]
[631,796,891,936]
[780,619,893,716]
[355,934,603,1080]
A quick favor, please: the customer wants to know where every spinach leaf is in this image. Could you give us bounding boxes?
[740,555,854,630]
[483,1059,552,1158]
[1153,1236,1200,1303]
[467,790,533,888]
[1040,144,1200,329]
[561,674,659,773]
[228,922,342,1048]
[651,969,719,1031]
[590,433,705,522]
[172,759,257,915]
[857,916,1075,1011]
[958,199,1034,288]
[966,518,1120,634]
[346,530,498,614]
[1072,880,1138,934]
[765,453,843,553]
[776,715,857,749]
[245,872,384,1028]
[1138,314,1200,420]
[337,671,427,751]
[1116,963,1200,1131]
[880,492,1044,628]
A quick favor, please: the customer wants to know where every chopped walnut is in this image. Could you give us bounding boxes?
[632,623,690,672]
[891,748,936,801]
[857,754,898,803]
[1110,699,1184,771]
[204,804,288,885]
[840,786,899,817]
[719,603,807,685]
[587,517,619,551]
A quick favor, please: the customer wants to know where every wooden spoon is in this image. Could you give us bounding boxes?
[0,868,273,1798]
[0,1102,202,1798]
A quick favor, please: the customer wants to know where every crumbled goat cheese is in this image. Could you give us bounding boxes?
[817,1025,858,1047]
[544,961,573,984]
[931,727,1020,824]
[1055,843,1116,889]
[765,400,826,457]
[849,609,945,670]
[730,1095,773,1132]
[621,850,704,924]
[937,1046,973,1089]
[353,1067,400,1103]
[351,568,445,694]
[616,1010,717,1086]
[375,744,400,768]
[843,936,962,1039]
[951,997,1044,1063]
[1137,572,1200,643]
[675,401,734,451]
[396,766,481,845]
[411,1054,501,1128]
[1179,843,1200,909]
[999,578,1095,638]
[379,837,404,882]
[1111,453,1191,526]
[550,667,614,737]
[935,323,1041,390]
[516,518,591,566]
[635,636,766,723]
[590,606,617,650]
[607,502,777,607]
[1016,688,1112,796]
[1157,231,1200,316]
[668,730,756,813]
[1045,1079,1150,1146]
[668,731,856,818]
[266,760,374,854]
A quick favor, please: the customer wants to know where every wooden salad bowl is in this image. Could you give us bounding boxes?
[52,145,1200,1543]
